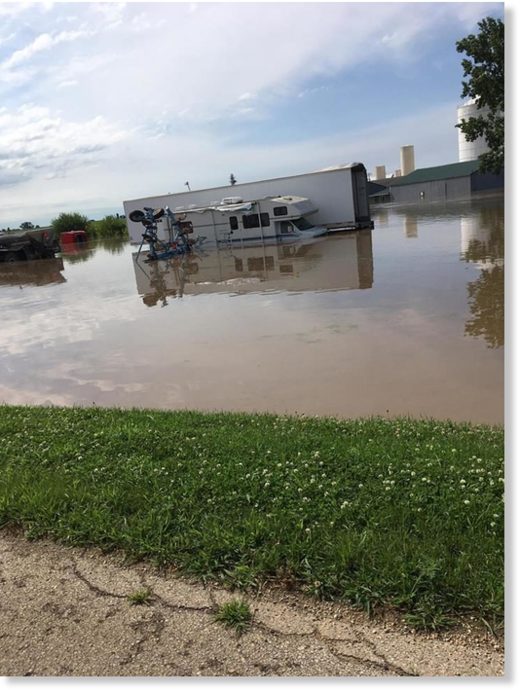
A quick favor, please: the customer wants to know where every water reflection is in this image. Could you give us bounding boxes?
[404,216,418,238]
[0,203,503,424]
[62,238,128,264]
[132,231,374,305]
[0,257,66,287]
[460,206,504,348]
[388,198,504,349]
[371,208,389,226]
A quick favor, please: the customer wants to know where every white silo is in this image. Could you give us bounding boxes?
[457,100,490,162]
[374,165,386,180]
[400,145,415,176]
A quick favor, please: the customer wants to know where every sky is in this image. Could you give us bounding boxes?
[0,0,505,227]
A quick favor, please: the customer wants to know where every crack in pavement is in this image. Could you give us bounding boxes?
[69,561,128,600]
[0,532,504,677]
[68,562,412,674]
[252,619,414,676]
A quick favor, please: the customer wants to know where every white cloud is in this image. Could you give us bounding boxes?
[0,105,130,190]
[2,29,90,70]
[3,2,484,123]
[0,1,503,224]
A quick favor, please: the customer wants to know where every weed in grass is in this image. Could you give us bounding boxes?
[214,599,252,634]
[127,588,153,606]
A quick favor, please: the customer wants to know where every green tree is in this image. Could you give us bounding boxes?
[51,212,89,236]
[456,16,504,174]
[88,215,128,239]
[20,221,35,230]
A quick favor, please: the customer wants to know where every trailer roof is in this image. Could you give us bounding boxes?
[123,164,364,205]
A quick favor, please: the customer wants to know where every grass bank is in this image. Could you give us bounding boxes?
[0,405,504,629]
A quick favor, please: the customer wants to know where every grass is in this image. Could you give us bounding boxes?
[127,588,153,606]
[213,599,252,633]
[0,405,504,630]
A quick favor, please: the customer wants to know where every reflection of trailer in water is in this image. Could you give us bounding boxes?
[132,230,373,305]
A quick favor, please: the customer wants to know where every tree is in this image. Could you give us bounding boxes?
[20,221,35,230]
[229,173,237,186]
[88,215,128,239]
[51,212,89,236]
[456,16,504,174]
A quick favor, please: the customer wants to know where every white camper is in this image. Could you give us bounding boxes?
[124,163,372,244]
[168,194,327,246]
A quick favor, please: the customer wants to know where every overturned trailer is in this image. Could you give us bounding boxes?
[123,163,373,244]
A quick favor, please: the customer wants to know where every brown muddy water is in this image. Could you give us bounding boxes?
[0,196,503,424]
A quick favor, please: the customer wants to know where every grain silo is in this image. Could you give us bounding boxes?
[400,145,415,176]
[457,100,490,162]
[374,165,386,180]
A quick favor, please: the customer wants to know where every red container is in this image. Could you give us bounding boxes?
[60,230,88,244]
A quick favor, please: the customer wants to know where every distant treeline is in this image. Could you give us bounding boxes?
[2,213,129,240]
[51,212,128,240]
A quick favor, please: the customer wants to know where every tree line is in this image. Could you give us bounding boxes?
[51,212,128,239]
[1,213,129,239]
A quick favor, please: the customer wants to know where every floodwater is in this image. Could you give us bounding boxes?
[0,196,504,424]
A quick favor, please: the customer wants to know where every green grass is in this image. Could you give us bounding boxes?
[127,588,153,606]
[214,599,252,634]
[0,405,504,630]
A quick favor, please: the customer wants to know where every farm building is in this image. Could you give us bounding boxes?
[368,160,503,204]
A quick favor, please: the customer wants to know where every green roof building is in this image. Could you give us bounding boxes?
[369,160,503,204]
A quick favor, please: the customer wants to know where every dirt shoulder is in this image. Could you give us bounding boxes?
[0,529,504,677]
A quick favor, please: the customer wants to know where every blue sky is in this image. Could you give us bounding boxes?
[0,1,505,226]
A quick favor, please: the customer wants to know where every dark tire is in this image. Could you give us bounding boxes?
[129,210,146,223]
[3,251,21,263]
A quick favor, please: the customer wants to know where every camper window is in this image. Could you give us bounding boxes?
[260,213,270,227]
[229,216,238,230]
[242,214,260,229]
[274,206,288,216]
[292,217,314,231]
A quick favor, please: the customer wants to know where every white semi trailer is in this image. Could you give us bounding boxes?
[123,163,372,244]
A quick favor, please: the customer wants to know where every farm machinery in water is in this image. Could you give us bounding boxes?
[130,206,206,262]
